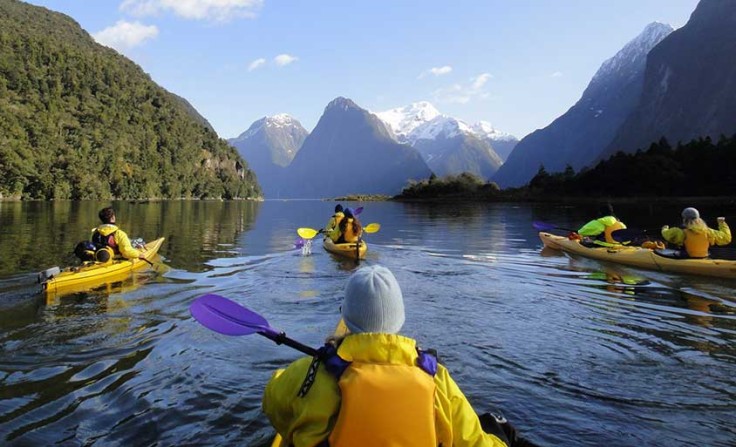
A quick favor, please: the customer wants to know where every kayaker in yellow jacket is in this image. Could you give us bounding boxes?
[577,203,627,246]
[92,207,147,261]
[325,204,345,242]
[336,207,362,243]
[263,265,535,447]
[661,207,731,258]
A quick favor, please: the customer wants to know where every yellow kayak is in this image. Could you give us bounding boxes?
[40,237,165,296]
[323,237,367,260]
[271,318,349,447]
[539,232,736,279]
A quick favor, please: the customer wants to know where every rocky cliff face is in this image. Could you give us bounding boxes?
[601,0,736,159]
[493,22,673,188]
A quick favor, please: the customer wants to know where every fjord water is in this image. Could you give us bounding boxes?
[0,200,734,446]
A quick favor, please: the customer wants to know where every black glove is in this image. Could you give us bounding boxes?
[479,412,541,447]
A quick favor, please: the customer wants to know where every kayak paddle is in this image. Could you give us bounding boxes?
[297,222,381,240]
[532,221,578,233]
[190,293,318,356]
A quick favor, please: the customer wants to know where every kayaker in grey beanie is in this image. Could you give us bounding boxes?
[341,264,405,333]
[662,207,731,258]
[263,264,539,447]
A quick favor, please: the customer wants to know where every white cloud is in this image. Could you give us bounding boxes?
[121,0,263,22]
[248,58,266,71]
[274,54,298,66]
[471,73,492,89]
[93,20,159,51]
[551,71,563,78]
[418,65,453,79]
[432,72,493,104]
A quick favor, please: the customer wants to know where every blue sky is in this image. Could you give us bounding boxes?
[28,0,699,140]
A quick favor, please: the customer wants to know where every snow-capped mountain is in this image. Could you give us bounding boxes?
[493,21,674,188]
[376,101,441,143]
[375,102,516,179]
[228,114,308,197]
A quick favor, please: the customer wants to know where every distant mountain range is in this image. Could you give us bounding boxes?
[230,99,516,198]
[493,22,674,188]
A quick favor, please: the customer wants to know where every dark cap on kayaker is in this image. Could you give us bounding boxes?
[344,207,354,218]
[342,265,405,334]
[682,207,700,221]
[335,204,343,213]
[597,203,614,218]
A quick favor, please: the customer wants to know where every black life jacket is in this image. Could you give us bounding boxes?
[92,228,119,253]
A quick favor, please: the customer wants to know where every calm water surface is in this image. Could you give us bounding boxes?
[0,200,735,446]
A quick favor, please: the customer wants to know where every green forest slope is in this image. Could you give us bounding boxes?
[0,0,261,200]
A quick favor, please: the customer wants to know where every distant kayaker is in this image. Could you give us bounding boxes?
[577,203,627,246]
[336,207,362,244]
[92,207,147,261]
[661,207,731,258]
[325,204,345,242]
[262,265,536,447]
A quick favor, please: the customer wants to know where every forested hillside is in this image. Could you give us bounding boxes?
[0,0,261,200]
[527,134,736,197]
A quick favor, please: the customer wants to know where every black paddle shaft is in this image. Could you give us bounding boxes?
[261,331,319,357]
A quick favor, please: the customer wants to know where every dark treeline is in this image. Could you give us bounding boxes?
[395,134,736,200]
[527,134,736,197]
[396,172,501,200]
[0,0,261,200]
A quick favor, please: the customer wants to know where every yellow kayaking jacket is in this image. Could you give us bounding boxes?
[662,220,731,258]
[262,333,507,447]
[326,212,345,242]
[578,216,626,245]
[92,224,141,260]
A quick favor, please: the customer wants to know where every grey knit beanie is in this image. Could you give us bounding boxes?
[682,207,700,220]
[342,265,405,334]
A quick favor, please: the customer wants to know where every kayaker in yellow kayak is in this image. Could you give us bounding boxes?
[335,207,362,244]
[577,203,627,246]
[263,265,535,447]
[325,204,345,242]
[661,207,731,258]
[92,207,148,262]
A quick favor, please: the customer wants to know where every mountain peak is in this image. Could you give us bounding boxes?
[375,101,441,141]
[233,114,302,141]
[470,121,517,142]
[590,22,673,87]
[325,97,359,112]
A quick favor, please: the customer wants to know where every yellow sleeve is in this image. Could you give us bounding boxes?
[114,229,141,259]
[327,226,341,242]
[578,219,605,236]
[708,222,731,246]
[661,227,685,246]
[262,357,340,447]
[433,365,507,447]
[325,217,336,232]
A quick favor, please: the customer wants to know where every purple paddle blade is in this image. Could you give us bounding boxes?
[354,206,364,215]
[190,294,277,337]
[532,221,555,231]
